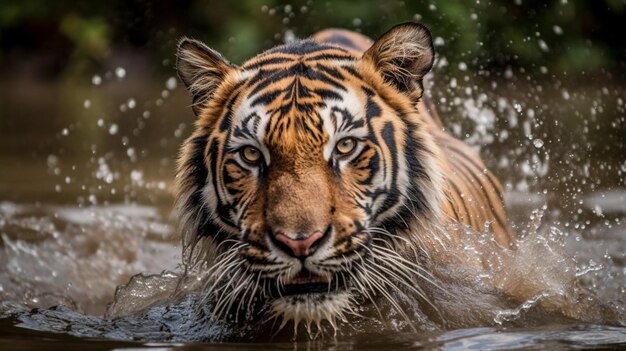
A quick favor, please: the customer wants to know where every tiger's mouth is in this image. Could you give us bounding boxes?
[270,269,347,297]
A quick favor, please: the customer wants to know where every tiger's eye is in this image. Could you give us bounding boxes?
[335,138,357,155]
[241,146,261,163]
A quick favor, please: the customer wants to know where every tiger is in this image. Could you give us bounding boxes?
[174,22,514,337]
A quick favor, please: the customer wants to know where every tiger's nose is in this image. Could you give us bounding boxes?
[274,230,326,257]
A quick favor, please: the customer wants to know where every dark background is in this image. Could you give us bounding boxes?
[0,0,624,225]
[1,0,624,80]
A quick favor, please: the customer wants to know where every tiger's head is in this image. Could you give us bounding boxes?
[175,23,444,333]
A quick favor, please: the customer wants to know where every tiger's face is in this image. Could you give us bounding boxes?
[175,23,443,332]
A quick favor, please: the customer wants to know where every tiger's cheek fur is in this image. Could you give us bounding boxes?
[328,212,369,257]
[222,156,257,203]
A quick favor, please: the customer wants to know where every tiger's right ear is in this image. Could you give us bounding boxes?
[362,23,434,99]
[176,38,236,116]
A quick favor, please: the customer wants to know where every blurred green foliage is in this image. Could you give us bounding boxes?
[0,0,623,79]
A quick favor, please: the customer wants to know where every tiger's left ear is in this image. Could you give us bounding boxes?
[362,22,434,98]
[176,38,237,116]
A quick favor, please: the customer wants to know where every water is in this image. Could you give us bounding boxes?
[1,41,626,351]
[2,316,626,350]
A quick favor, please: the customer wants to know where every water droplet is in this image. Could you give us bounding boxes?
[61,128,69,136]
[92,75,102,85]
[533,139,544,149]
[83,99,91,109]
[504,68,514,79]
[130,170,143,185]
[47,155,59,168]
[283,30,295,43]
[165,77,177,90]
[109,124,119,135]
[115,67,126,79]
[553,25,563,35]
[562,89,570,100]
[127,98,136,109]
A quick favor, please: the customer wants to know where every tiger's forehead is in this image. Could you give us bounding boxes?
[228,40,368,157]
[231,77,367,159]
[240,40,357,70]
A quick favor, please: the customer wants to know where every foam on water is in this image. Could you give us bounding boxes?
[0,202,179,317]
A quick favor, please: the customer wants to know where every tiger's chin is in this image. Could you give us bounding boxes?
[268,290,354,335]
[262,269,354,335]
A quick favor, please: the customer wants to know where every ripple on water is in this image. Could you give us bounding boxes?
[0,191,625,347]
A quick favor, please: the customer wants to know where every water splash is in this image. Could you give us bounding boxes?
[0,202,178,317]
[494,292,549,325]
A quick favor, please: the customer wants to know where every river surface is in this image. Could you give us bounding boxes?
[0,56,625,349]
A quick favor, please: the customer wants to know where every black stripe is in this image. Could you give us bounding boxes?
[222,159,251,195]
[404,120,430,215]
[251,89,282,107]
[208,137,238,230]
[307,67,347,91]
[246,68,280,88]
[242,56,294,70]
[305,52,355,61]
[342,65,362,79]
[355,146,378,185]
[181,136,227,240]
[249,68,297,97]
[374,122,400,221]
[312,88,342,101]
[218,92,240,132]
[182,136,209,224]
[316,64,345,80]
